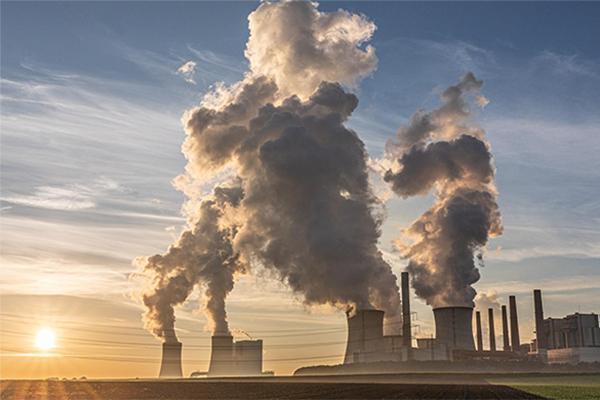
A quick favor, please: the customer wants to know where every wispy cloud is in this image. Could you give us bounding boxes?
[0,178,122,211]
[477,275,600,296]
[380,37,496,73]
[186,45,245,74]
[176,60,197,84]
[1,186,95,211]
[534,50,600,79]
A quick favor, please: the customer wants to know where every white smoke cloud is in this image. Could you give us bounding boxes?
[138,183,244,342]
[384,73,502,308]
[245,0,377,100]
[140,0,400,342]
[177,60,197,84]
[474,290,501,314]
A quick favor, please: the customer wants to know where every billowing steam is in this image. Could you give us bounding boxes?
[229,81,399,313]
[245,0,377,100]
[139,0,400,342]
[138,184,243,342]
[384,73,502,308]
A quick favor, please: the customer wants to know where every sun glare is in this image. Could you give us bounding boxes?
[35,328,56,351]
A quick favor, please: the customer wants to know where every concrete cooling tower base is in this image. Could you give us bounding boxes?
[433,306,476,352]
[159,342,183,378]
[208,335,263,377]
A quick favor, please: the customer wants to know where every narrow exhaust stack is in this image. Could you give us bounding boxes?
[488,308,496,352]
[533,289,547,355]
[509,295,521,352]
[475,311,483,352]
[159,342,183,378]
[501,305,510,351]
[401,272,412,357]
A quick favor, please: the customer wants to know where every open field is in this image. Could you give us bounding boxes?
[0,380,544,400]
[488,374,600,400]
[1,374,598,399]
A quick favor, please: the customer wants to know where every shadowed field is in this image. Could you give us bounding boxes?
[4,373,599,399]
[0,379,545,400]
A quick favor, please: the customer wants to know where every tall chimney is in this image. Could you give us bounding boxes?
[475,311,483,352]
[501,305,510,351]
[488,308,496,352]
[401,272,412,355]
[533,289,547,353]
[159,341,183,378]
[509,295,520,352]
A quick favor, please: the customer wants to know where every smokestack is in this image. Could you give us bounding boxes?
[344,309,385,364]
[501,305,510,351]
[488,308,496,352]
[159,342,183,378]
[533,289,547,352]
[433,307,475,351]
[401,272,412,353]
[509,295,521,352]
[475,311,483,352]
[208,335,234,377]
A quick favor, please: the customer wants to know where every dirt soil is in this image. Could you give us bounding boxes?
[0,379,546,399]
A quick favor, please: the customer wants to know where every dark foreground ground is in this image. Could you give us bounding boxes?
[2,373,599,400]
[0,380,544,400]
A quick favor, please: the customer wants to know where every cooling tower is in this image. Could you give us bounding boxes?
[234,340,263,376]
[158,342,183,378]
[208,335,234,376]
[433,307,475,351]
[344,309,385,364]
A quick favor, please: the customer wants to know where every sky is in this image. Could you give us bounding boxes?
[1,1,599,378]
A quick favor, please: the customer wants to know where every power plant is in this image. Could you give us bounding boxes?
[340,283,600,367]
[157,275,598,378]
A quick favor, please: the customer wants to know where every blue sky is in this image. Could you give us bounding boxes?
[1,1,599,377]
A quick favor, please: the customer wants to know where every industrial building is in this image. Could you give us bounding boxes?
[157,333,263,378]
[208,335,263,376]
[342,278,600,367]
[529,290,600,364]
[343,272,477,363]
[159,275,598,377]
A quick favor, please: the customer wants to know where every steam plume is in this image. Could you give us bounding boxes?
[384,73,502,308]
[181,1,398,315]
[246,0,377,100]
[138,184,243,342]
[231,82,400,313]
[139,0,400,342]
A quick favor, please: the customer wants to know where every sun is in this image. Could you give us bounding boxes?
[35,328,56,351]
